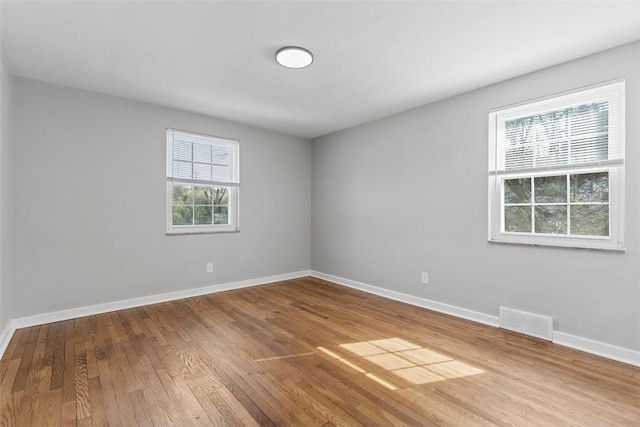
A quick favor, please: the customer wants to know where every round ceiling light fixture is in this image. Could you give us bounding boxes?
[275,46,313,69]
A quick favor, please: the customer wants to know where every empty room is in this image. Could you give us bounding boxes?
[0,1,639,426]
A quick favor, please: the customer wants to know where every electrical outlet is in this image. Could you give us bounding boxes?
[206,262,213,273]
[421,272,429,284]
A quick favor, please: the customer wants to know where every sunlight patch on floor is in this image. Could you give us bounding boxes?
[255,352,315,362]
[337,337,484,385]
[317,346,396,390]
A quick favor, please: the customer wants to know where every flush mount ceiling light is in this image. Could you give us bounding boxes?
[275,46,313,69]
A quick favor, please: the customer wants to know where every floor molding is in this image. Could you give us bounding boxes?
[310,270,640,368]
[553,331,640,367]
[310,270,500,327]
[1,270,311,359]
[0,320,15,359]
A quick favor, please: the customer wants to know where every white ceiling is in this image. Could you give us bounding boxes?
[2,1,639,139]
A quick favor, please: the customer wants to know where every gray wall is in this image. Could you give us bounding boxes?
[12,78,311,317]
[311,42,640,351]
[0,44,13,333]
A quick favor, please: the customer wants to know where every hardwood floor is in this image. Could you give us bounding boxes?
[1,277,638,426]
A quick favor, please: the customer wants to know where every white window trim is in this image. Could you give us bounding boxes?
[166,129,240,235]
[488,80,625,251]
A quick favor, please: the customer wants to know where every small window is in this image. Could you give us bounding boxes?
[166,129,239,234]
[488,80,624,250]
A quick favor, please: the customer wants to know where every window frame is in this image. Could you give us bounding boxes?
[488,80,625,251]
[166,128,240,235]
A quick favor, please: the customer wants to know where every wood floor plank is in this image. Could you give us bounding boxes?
[81,317,100,381]
[1,277,639,426]
[86,377,106,427]
[42,389,63,427]
[61,321,76,405]
[171,370,223,425]
[60,399,76,426]
[1,391,21,427]
[0,359,20,409]
[48,322,66,392]
[6,329,29,362]
[74,348,91,421]
[154,368,211,426]
[10,327,39,393]
[94,356,123,426]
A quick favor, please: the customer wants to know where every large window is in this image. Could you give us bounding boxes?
[488,80,625,250]
[166,129,239,234]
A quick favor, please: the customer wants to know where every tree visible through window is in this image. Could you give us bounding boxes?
[172,185,230,226]
[488,80,624,250]
[503,172,609,236]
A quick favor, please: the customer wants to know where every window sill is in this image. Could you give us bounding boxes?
[487,238,625,253]
[166,229,240,236]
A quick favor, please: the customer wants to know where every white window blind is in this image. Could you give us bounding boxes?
[492,80,624,175]
[168,130,239,186]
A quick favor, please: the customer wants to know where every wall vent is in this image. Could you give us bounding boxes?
[499,307,553,341]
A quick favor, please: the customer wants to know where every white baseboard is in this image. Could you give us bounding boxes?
[0,320,15,359]
[310,270,640,368]
[553,331,640,367]
[310,270,500,327]
[9,270,311,332]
